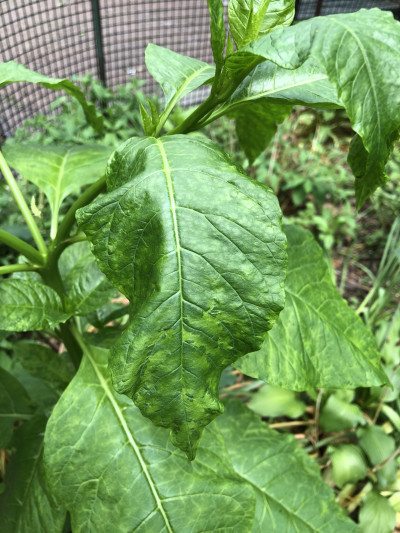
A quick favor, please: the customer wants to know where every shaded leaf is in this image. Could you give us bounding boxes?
[0,415,66,533]
[44,344,355,533]
[358,425,397,489]
[0,279,70,332]
[331,444,368,488]
[3,144,113,237]
[319,393,365,432]
[0,61,103,134]
[59,241,117,316]
[359,492,396,533]
[0,367,32,449]
[248,384,306,418]
[236,225,388,389]
[77,135,286,459]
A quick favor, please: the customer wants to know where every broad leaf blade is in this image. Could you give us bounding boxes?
[145,45,215,121]
[59,241,117,316]
[236,225,388,389]
[0,61,103,134]
[77,135,286,458]
[0,367,33,449]
[0,415,66,533]
[0,279,70,331]
[44,344,354,532]
[3,144,113,237]
[217,402,356,532]
[228,0,272,48]
[44,345,255,533]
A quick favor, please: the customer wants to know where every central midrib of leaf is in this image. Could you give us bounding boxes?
[155,139,190,443]
[83,342,174,533]
[51,148,72,238]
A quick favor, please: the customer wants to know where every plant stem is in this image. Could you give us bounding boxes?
[54,175,106,248]
[166,94,220,135]
[0,150,47,258]
[58,322,83,370]
[0,228,44,265]
[303,431,356,453]
[0,263,40,275]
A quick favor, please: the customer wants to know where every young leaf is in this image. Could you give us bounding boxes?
[228,0,272,49]
[0,367,33,449]
[358,426,397,489]
[259,0,295,35]
[145,45,215,131]
[0,415,66,533]
[43,344,355,532]
[0,279,70,331]
[2,144,113,238]
[235,225,388,390]
[0,61,103,134]
[207,0,226,70]
[58,241,117,316]
[76,135,286,459]
[358,492,396,533]
[229,9,400,206]
[43,345,255,533]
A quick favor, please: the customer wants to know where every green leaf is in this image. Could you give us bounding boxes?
[331,444,368,488]
[59,241,117,316]
[228,0,272,49]
[13,341,73,388]
[207,0,226,70]
[235,225,388,390]
[234,9,400,206]
[247,384,306,418]
[228,99,292,163]
[358,425,397,489]
[43,344,355,532]
[145,45,215,130]
[76,135,286,459]
[0,279,70,331]
[2,144,113,238]
[359,492,396,533]
[0,415,66,533]
[259,0,295,35]
[44,345,255,533]
[0,367,33,449]
[0,61,103,134]
[319,393,365,432]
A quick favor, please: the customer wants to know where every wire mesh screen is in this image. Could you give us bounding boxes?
[1,0,400,137]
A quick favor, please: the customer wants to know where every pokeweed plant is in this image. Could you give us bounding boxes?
[0,1,400,531]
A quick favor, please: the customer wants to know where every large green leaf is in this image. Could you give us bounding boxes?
[227,9,400,207]
[0,279,70,332]
[145,45,215,131]
[59,241,117,316]
[3,144,113,238]
[228,0,272,48]
[0,415,66,533]
[43,344,355,532]
[0,367,33,449]
[76,135,286,458]
[0,61,103,134]
[236,225,388,389]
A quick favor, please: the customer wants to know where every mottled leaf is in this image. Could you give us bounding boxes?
[77,135,286,458]
[0,415,66,533]
[259,0,295,34]
[228,0,272,48]
[43,345,255,533]
[59,241,117,316]
[0,61,103,134]
[44,344,355,532]
[236,225,388,389]
[207,0,226,69]
[0,279,70,332]
[0,367,32,449]
[2,144,113,237]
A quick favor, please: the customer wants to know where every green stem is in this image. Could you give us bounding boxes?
[0,228,44,265]
[166,94,220,136]
[58,322,83,370]
[0,150,47,258]
[54,175,106,248]
[303,431,356,453]
[0,263,39,275]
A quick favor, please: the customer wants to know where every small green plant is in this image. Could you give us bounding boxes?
[1,2,400,531]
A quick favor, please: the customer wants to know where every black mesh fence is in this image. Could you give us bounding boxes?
[1,0,400,137]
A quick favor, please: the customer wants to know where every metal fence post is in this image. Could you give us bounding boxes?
[91,0,106,86]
